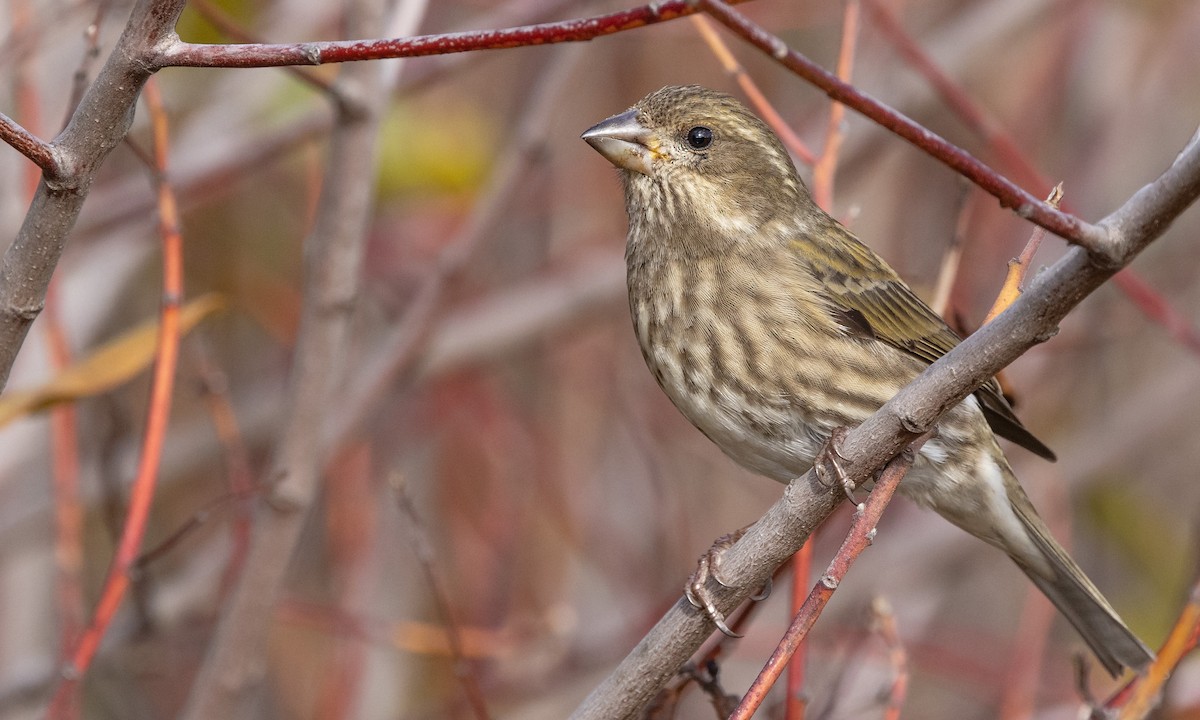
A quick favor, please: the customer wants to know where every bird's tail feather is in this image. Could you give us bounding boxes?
[1010,501,1154,678]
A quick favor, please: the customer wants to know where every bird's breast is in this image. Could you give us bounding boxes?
[626,247,894,480]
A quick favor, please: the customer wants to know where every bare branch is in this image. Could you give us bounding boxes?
[154,0,750,68]
[0,111,59,176]
[0,0,189,391]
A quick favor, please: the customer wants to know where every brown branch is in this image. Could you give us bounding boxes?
[695,0,1113,258]
[0,111,59,177]
[177,0,398,715]
[568,114,1200,720]
[156,0,751,68]
[0,0,189,392]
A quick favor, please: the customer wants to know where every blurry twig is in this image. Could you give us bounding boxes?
[929,185,972,317]
[728,445,915,720]
[326,44,583,454]
[315,444,376,720]
[188,0,339,97]
[190,339,257,599]
[690,15,815,166]
[61,0,113,127]
[869,597,908,720]
[392,472,492,720]
[46,77,186,719]
[178,0,400,715]
[278,599,509,659]
[811,0,859,212]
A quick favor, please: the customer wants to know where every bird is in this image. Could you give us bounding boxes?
[581,84,1153,677]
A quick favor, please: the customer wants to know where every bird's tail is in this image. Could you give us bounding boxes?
[1008,495,1154,678]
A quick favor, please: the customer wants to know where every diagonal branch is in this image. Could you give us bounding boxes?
[569,110,1200,720]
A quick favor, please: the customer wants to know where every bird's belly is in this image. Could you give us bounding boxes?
[646,342,839,482]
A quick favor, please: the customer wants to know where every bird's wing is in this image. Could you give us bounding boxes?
[791,224,1056,461]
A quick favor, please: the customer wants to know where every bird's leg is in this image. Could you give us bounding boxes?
[685,527,770,637]
[814,426,858,503]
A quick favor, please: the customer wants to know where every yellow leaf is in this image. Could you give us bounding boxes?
[0,293,226,428]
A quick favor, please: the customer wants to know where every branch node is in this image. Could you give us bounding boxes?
[820,575,839,590]
[299,43,322,65]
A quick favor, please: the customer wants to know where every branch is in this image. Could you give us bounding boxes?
[0,111,59,176]
[155,0,750,68]
[0,0,189,392]
[569,111,1200,720]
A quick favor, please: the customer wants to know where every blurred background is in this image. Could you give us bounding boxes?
[1,0,1199,717]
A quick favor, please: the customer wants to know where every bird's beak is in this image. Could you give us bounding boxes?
[582,108,655,176]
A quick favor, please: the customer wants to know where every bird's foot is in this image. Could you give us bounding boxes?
[685,528,769,637]
[814,427,859,503]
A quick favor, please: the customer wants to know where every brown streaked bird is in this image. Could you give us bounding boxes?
[582,85,1152,677]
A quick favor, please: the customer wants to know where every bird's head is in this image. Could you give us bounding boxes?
[582,85,809,242]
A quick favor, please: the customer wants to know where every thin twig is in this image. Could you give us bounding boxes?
[811,0,860,212]
[729,447,914,720]
[869,597,909,720]
[1114,575,1200,718]
[155,0,753,68]
[0,112,58,177]
[45,77,186,718]
[392,473,492,720]
[984,184,1063,323]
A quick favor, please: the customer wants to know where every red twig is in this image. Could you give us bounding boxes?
[695,0,1110,255]
[728,448,914,720]
[157,0,752,68]
[786,543,812,720]
[811,0,860,212]
[44,77,185,719]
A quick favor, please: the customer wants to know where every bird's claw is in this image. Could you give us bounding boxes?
[815,427,858,503]
[686,530,750,638]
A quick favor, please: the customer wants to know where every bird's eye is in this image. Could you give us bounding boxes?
[686,126,713,150]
